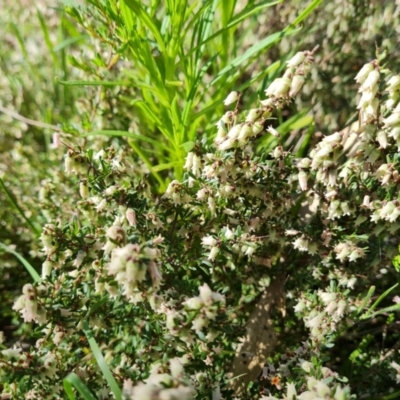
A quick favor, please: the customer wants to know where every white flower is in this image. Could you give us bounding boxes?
[192,315,209,331]
[245,108,262,122]
[267,125,280,137]
[218,137,235,151]
[184,296,203,310]
[223,91,239,106]
[298,170,308,191]
[293,236,309,251]
[265,77,291,97]
[126,208,137,226]
[355,63,374,84]
[383,113,400,127]
[224,227,234,240]
[287,52,306,67]
[184,152,194,170]
[199,283,213,305]
[387,75,400,91]
[42,260,53,279]
[360,69,380,91]
[289,74,305,97]
[208,246,219,260]
[202,235,217,247]
[227,124,242,140]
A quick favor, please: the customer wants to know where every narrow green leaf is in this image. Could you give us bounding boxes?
[181,141,195,152]
[361,283,398,319]
[182,54,219,128]
[82,130,170,151]
[53,35,88,52]
[56,78,129,87]
[188,0,282,56]
[0,177,40,235]
[127,139,166,191]
[362,303,400,320]
[153,161,182,172]
[123,0,166,53]
[130,99,174,143]
[0,242,41,283]
[356,286,375,315]
[36,7,58,66]
[63,373,97,400]
[288,0,322,28]
[83,321,122,400]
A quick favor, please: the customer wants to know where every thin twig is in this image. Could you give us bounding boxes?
[0,105,62,132]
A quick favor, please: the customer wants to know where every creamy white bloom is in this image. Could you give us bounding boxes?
[223,91,239,106]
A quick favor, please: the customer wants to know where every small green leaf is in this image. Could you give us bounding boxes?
[181,141,195,152]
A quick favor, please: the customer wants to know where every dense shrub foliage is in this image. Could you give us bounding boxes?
[1,1,400,400]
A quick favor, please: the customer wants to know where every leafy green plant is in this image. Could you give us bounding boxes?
[61,0,322,188]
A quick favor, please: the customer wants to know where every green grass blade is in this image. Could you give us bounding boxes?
[128,139,166,190]
[356,286,375,316]
[189,0,282,56]
[0,242,41,283]
[209,27,300,87]
[53,35,88,52]
[56,78,129,87]
[82,130,171,151]
[362,303,400,320]
[130,99,175,143]
[182,54,219,128]
[63,373,97,400]
[361,283,399,319]
[83,321,122,400]
[288,0,322,28]
[122,0,166,53]
[0,177,40,235]
[36,7,58,67]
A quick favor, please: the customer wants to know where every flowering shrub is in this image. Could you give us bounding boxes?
[1,14,400,400]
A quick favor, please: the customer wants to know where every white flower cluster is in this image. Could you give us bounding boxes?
[294,290,349,342]
[213,50,316,152]
[184,283,225,332]
[122,358,193,400]
[107,242,162,298]
[13,283,47,324]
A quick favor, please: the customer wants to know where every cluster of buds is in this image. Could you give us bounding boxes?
[163,180,190,205]
[265,49,316,99]
[122,359,193,400]
[103,225,126,254]
[184,283,225,333]
[183,152,202,176]
[295,291,349,342]
[384,74,400,110]
[108,243,162,298]
[370,200,400,223]
[13,284,47,323]
[214,49,317,153]
[333,241,366,263]
[355,61,380,126]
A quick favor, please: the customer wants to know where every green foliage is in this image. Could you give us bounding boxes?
[2,1,400,400]
[60,0,321,187]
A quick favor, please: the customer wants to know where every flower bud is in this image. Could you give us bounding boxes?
[126,208,137,226]
[354,63,374,84]
[289,75,305,97]
[223,91,239,106]
[287,52,306,67]
[298,170,308,191]
[387,75,400,92]
[245,108,262,122]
